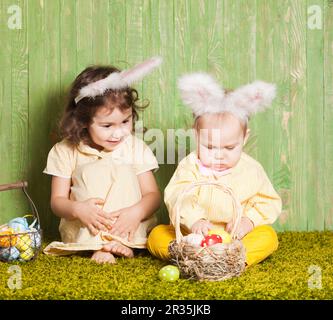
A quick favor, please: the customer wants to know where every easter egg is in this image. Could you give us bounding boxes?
[16,234,32,251]
[29,229,42,249]
[0,247,20,261]
[158,265,180,282]
[8,217,29,233]
[201,234,223,247]
[20,248,34,261]
[183,233,204,246]
[0,228,18,247]
[208,228,232,244]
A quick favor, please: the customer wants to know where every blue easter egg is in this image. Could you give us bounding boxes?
[0,247,20,261]
[29,229,42,248]
[8,217,29,233]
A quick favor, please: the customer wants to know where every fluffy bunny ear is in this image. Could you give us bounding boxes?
[75,56,162,104]
[119,56,162,86]
[77,73,122,103]
[178,73,225,117]
[224,80,276,119]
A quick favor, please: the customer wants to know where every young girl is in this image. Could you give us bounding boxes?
[43,57,162,264]
[147,73,282,267]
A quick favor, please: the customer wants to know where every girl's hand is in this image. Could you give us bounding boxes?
[191,219,213,236]
[226,216,254,239]
[73,198,113,236]
[108,206,142,242]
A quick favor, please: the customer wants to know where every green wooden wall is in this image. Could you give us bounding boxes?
[0,0,332,238]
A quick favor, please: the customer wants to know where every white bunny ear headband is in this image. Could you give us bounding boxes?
[178,73,276,122]
[74,56,163,104]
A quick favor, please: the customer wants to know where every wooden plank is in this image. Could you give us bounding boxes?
[92,0,110,65]
[27,0,47,231]
[108,0,127,65]
[0,0,14,223]
[10,0,30,219]
[306,0,324,230]
[188,0,208,71]
[76,0,93,72]
[289,0,308,230]
[206,0,224,76]
[142,0,176,224]
[174,0,192,129]
[255,0,275,180]
[222,0,241,88]
[268,0,292,232]
[125,0,143,95]
[27,0,60,238]
[323,0,333,229]
[223,0,259,160]
[230,0,257,156]
[60,0,77,92]
[43,0,61,237]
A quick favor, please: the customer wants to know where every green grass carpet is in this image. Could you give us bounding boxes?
[0,232,332,300]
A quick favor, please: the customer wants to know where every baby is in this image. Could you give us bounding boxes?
[147,73,282,267]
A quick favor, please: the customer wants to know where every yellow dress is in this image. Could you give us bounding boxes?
[147,151,282,266]
[43,135,158,255]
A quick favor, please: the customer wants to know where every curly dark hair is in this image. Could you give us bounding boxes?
[59,65,148,145]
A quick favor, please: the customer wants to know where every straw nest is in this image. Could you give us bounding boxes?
[169,239,246,281]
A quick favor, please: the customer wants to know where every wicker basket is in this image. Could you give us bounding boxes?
[168,181,246,281]
[0,181,42,262]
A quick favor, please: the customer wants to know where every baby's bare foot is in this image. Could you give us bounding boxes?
[91,250,116,264]
[103,241,134,258]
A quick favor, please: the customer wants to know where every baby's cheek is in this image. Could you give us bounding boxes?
[231,150,243,165]
[198,148,212,166]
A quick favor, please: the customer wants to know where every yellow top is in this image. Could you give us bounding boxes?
[42,134,159,249]
[164,152,282,231]
[44,134,158,180]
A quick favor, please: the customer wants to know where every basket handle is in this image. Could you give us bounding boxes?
[0,181,41,228]
[174,181,243,243]
[0,181,27,192]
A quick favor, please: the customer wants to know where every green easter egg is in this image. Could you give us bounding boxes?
[158,265,180,282]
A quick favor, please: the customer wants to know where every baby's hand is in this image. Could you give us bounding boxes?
[73,198,113,236]
[108,206,142,242]
[226,216,254,240]
[191,219,213,236]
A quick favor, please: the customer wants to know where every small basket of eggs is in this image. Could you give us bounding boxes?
[0,181,42,262]
[168,181,246,281]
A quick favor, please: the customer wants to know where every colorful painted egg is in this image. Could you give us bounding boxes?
[200,234,223,247]
[208,228,232,244]
[0,247,20,261]
[20,247,34,261]
[8,217,29,233]
[183,233,204,246]
[16,234,32,251]
[158,265,180,282]
[0,228,18,247]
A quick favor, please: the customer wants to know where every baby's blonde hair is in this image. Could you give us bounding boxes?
[194,111,248,137]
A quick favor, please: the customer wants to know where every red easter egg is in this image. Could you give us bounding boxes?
[200,234,223,247]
